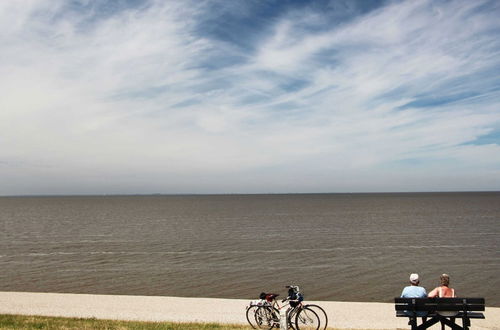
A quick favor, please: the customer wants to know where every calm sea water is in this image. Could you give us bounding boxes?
[0,193,499,306]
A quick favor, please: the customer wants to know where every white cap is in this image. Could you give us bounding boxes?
[410,273,419,284]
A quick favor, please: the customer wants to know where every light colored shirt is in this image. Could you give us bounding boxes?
[401,285,428,317]
[401,285,427,298]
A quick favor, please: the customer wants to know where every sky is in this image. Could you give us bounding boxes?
[1,0,500,195]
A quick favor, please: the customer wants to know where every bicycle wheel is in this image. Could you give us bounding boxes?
[295,306,320,330]
[287,307,298,330]
[255,305,279,329]
[304,304,328,330]
[246,305,260,329]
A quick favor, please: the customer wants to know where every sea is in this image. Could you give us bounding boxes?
[0,192,499,306]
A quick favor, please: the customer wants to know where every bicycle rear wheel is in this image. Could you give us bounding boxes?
[304,304,328,330]
[246,305,259,329]
[295,306,320,330]
[255,305,279,329]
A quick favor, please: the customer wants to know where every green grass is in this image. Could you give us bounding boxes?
[0,314,253,330]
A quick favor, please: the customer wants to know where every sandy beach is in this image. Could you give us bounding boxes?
[0,292,499,329]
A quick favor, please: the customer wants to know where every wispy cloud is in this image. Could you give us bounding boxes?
[1,0,499,194]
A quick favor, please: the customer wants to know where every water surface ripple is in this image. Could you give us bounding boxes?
[0,193,498,306]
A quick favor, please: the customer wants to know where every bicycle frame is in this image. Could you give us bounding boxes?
[261,296,306,328]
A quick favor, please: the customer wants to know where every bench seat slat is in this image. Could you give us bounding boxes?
[395,304,485,311]
[396,310,485,319]
[427,304,485,311]
[395,298,484,304]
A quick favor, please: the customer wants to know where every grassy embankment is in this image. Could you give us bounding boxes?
[0,314,253,330]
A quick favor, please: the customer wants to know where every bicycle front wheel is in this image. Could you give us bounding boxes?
[295,307,320,330]
[304,304,328,330]
[255,305,279,329]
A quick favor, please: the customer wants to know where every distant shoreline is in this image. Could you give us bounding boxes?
[2,190,500,198]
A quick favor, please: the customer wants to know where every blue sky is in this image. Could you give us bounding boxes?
[1,0,499,195]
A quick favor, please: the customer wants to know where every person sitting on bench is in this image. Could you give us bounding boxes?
[428,273,456,299]
[402,273,427,298]
[401,273,428,318]
[428,273,458,317]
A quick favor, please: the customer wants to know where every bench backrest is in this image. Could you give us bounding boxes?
[395,298,485,312]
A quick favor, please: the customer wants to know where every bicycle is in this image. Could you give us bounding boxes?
[285,285,327,330]
[246,292,279,329]
[246,285,327,330]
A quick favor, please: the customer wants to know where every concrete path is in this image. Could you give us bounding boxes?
[0,292,499,329]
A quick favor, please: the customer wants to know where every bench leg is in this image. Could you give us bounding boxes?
[417,317,440,330]
[440,317,463,330]
[440,317,456,330]
[409,316,417,330]
[462,317,470,330]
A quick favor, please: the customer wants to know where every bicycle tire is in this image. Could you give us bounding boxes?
[246,305,260,329]
[304,304,328,330]
[295,306,320,330]
[287,307,298,330]
[255,305,280,329]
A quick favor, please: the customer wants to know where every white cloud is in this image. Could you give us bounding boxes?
[0,0,499,194]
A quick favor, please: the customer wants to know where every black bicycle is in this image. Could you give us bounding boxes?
[246,286,327,330]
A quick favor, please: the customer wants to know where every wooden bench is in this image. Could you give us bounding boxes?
[395,297,485,330]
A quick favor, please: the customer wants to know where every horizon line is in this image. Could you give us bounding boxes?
[1,190,499,198]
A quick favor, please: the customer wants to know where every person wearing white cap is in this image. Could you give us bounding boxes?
[401,273,428,319]
[401,273,427,298]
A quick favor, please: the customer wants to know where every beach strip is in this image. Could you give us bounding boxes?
[0,292,499,329]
